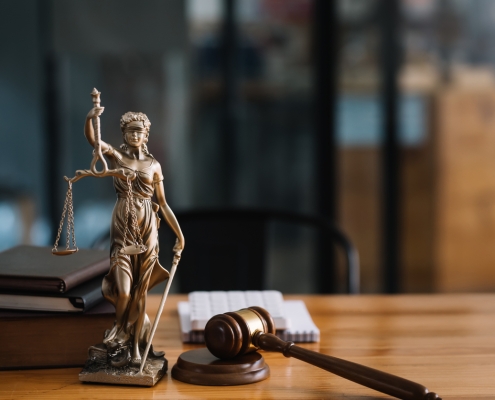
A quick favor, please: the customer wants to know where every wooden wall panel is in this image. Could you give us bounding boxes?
[339,148,382,293]
[401,146,435,292]
[339,146,435,293]
[435,89,495,291]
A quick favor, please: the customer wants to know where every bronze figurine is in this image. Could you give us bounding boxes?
[54,89,184,386]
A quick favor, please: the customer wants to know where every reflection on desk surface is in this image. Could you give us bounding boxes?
[1,294,494,399]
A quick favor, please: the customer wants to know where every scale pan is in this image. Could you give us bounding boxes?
[121,244,147,255]
[52,248,79,256]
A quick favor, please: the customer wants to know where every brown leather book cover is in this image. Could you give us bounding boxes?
[0,245,109,293]
[0,301,115,370]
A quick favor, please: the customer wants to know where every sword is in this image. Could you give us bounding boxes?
[138,247,182,374]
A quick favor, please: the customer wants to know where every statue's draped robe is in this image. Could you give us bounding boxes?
[102,149,169,345]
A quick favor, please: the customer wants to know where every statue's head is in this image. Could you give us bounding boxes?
[119,112,151,154]
[120,112,151,133]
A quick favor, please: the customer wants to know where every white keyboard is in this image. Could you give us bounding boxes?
[188,290,290,330]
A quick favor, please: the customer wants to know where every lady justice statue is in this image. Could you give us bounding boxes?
[54,89,184,386]
[86,105,184,364]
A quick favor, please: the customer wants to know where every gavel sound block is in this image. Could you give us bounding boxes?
[171,307,274,385]
[172,307,441,399]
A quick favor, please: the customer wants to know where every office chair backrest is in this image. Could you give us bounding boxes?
[161,209,360,294]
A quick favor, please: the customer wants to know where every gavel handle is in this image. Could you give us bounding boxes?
[253,333,440,400]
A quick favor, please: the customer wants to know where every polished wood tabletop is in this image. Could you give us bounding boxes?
[1,293,494,399]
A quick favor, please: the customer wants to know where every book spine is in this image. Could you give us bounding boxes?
[0,312,115,370]
[61,258,109,292]
[0,278,63,293]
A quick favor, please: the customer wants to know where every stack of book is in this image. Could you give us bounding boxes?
[0,245,115,370]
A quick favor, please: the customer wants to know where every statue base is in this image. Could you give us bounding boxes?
[79,343,167,387]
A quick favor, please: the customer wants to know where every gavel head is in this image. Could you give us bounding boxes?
[204,306,276,359]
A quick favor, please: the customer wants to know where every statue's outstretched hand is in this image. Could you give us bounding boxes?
[86,107,105,120]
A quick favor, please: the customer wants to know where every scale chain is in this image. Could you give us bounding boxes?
[67,183,76,250]
[52,181,74,252]
[129,190,144,248]
[121,178,131,249]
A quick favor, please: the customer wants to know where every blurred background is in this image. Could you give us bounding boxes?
[2,0,495,294]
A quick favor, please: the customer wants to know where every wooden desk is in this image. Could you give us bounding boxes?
[1,294,494,399]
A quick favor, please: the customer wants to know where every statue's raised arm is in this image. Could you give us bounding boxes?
[65,89,134,184]
[84,105,111,154]
[85,89,110,174]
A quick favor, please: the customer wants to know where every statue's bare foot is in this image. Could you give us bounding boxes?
[130,342,143,366]
[104,330,131,357]
[103,325,119,344]
[115,329,130,344]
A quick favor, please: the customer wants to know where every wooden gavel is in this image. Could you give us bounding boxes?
[204,307,441,400]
